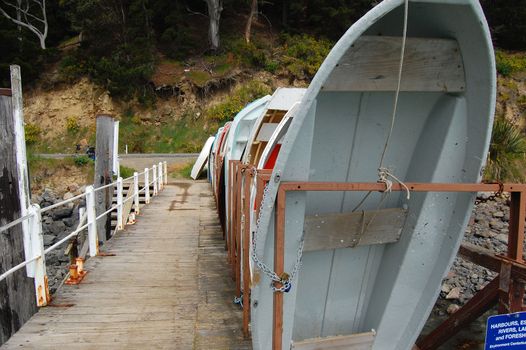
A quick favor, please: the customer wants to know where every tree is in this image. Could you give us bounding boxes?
[205,0,222,50]
[244,0,257,43]
[0,0,48,49]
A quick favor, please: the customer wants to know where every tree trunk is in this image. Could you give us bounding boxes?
[205,0,222,50]
[244,0,258,44]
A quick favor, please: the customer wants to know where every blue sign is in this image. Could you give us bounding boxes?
[486,312,526,349]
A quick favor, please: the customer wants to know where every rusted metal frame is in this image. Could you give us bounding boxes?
[233,164,250,286]
[273,184,287,350]
[417,277,499,350]
[242,166,256,338]
[237,165,255,297]
[272,180,526,350]
[459,243,526,282]
[499,191,526,313]
[280,181,526,194]
[229,161,240,264]
[255,170,272,218]
[227,160,236,255]
[0,88,12,96]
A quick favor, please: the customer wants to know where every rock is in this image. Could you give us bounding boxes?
[447,304,460,314]
[52,208,73,220]
[68,183,79,193]
[49,221,66,235]
[478,192,492,200]
[63,192,75,201]
[446,287,461,300]
[489,221,504,230]
[43,234,56,246]
[493,211,505,218]
[41,188,56,203]
[496,233,509,244]
[63,217,77,227]
[441,284,451,294]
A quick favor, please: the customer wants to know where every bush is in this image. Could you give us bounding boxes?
[25,123,41,145]
[66,116,80,133]
[74,155,92,166]
[495,51,526,77]
[119,165,135,179]
[485,118,526,182]
[206,81,272,122]
[280,34,332,80]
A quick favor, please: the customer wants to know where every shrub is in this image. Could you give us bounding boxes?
[74,155,92,166]
[495,51,526,77]
[119,165,135,179]
[206,81,271,122]
[280,34,332,80]
[485,118,526,182]
[25,123,41,145]
[66,116,80,133]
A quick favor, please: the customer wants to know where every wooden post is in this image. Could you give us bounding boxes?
[94,115,115,242]
[0,83,37,345]
[144,168,150,204]
[273,186,286,350]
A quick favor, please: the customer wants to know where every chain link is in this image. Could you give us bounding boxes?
[250,177,304,293]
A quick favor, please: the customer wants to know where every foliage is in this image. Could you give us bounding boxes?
[280,33,332,79]
[495,50,526,77]
[485,118,526,182]
[25,122,41,145]
[73,155,92,166]
[119,165,135,179]
[206,81,271,122]
[66,116,80,133]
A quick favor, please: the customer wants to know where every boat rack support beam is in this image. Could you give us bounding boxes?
[271,181,526,350]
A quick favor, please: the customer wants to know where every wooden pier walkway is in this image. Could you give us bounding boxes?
[1,182,251,349]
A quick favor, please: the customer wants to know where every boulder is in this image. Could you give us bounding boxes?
[52,207,73,220]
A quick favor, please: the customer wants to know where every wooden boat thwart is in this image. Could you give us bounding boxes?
[250,1,496,349]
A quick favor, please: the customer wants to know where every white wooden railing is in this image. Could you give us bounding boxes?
[0,161,168,307]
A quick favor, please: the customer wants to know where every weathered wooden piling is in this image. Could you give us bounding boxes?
[0,66,37,346]
[93,115,115,242]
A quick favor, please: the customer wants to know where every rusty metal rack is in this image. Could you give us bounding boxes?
[223,165,526,349]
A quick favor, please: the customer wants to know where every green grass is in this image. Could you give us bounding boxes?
[185,70,211,87]
[169,160,194,179]
[119,165,136,179]
[496,50,526,77]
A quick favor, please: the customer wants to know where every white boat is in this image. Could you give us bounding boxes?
[191,136,215,180]
[223,96,272,243]
[250,0,496,349]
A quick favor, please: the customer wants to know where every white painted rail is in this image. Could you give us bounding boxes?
[0,162,169,306]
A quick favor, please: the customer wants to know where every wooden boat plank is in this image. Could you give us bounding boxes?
[323,36,465,92]
[303,208,408,251]
[292,331,376,350]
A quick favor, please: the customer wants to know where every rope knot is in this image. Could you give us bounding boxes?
[377,167,410,200]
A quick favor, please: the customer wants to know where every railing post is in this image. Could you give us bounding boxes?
[153,165,158,196]
[86,185,98,257]
[29,204,50,307]
[158,161,163,191]
[163,161,168,185]
[133,171,140,215]
[144,168,150,204]
[117,177,123,230]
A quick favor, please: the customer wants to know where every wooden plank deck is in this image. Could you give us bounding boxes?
[1,182,251,349]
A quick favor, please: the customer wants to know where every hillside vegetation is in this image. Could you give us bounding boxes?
[1,1,526,181]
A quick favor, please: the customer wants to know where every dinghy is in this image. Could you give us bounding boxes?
[249,1,496,349]
[191,136,215,180]
[214,122,232,231]
[241,88,306,167]
[223,95,272,242]
[208,128,222,187]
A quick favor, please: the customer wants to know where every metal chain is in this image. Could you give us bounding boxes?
[250,178,304,293]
